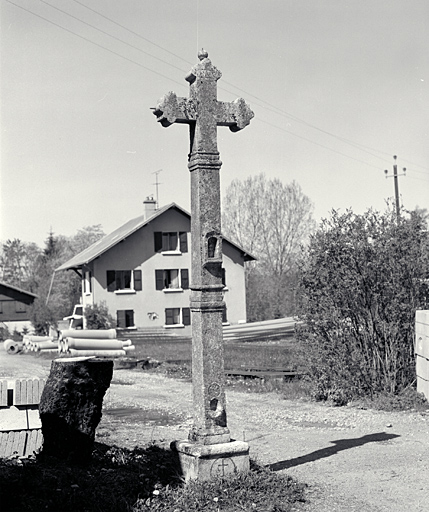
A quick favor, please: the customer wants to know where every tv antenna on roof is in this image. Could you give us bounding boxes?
[152,169,163,209]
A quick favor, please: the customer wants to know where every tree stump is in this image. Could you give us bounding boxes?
[39,357,113,463]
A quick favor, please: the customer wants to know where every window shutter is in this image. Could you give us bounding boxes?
[107,270,116,292]
[179,232,188,252]
[117,310,126,328]
[126,310,134,327]
[165,308,174,325]
[182,307,191,326]
[134,270,142,291]
[162,233,169,251]
[222,268,226,286]
[155,270,164,290]
[154,232,162,252]
[181,269,189,289]
[116,270,124,290]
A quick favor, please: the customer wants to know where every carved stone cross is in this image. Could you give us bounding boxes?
[153,50,253,447]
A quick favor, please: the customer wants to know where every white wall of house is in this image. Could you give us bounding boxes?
[80,207,248,331]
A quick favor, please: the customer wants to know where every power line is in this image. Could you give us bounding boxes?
[43,0,425,171]
[38,0,188,75]
[71,0,193,66]
[5,0,188,91]
[6,0,428,176]
[257,118,381,170]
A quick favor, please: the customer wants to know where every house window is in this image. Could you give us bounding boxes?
[117,309,134,328]
[106,270,142,292]
[155,269,189,291]
[154,232,188,253]
[165,307,191,326]
[15,302,26,313]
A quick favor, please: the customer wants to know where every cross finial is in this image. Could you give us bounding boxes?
[198,49,209,60]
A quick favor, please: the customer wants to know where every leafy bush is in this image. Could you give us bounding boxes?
[297,207,429,402]
[29,299,57,335]
[85,301,115,330]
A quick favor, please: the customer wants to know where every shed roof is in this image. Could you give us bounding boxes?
[56,203,256,271]
[0,281,38,298]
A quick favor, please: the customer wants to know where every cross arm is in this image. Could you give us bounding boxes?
[216,98,254,132]
[153,91,196,127]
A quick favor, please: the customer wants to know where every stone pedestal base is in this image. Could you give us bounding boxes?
[172,439,249,482]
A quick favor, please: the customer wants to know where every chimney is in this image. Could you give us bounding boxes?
[143,196,157,219]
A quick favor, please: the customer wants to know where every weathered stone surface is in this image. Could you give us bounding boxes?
[172,440,250,482]
[154,51,253,473]
[39,357,113,463]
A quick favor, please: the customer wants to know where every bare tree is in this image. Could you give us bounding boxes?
[222,173,315,320]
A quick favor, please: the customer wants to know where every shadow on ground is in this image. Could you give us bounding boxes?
[268,432,400,471]
[0,441,183,512]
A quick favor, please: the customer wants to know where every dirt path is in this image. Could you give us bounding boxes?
[2,350,428,511]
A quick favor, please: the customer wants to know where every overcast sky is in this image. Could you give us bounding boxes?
[1,0,428,247]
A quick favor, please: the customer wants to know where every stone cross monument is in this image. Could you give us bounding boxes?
[153,50,254,480]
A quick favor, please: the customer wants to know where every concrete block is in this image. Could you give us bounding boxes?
[417,376,429,401]
[415,332,429,359]
[173,439,250,482]
[416,310,429,326]
[0,380,8,406]
[27,407,42,429]
[0,406,28,432]
[416,355,429,381]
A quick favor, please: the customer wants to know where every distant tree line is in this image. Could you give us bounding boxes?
[0,225,105,334]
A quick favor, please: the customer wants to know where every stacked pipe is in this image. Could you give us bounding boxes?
[58,329,134,358]
[3,338,24,355]
[22,335,59,354]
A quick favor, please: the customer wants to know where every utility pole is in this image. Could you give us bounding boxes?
[152,169,163,209]
[384,155,406,219]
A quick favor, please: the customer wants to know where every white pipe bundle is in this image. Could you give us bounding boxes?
[60,329,117,340]
[67,349,126,358]
[34,340,58,351]
[26,335,53,342]
[65,338,124,351]
[22,335,58,352]
[4,339,23,355]
[123,345,135,352]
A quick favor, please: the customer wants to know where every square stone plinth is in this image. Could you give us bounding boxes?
[172,439,250,482]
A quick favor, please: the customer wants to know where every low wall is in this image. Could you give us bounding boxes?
[416,310,429,400]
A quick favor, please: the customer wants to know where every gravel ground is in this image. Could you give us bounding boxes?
[2,349,429,511]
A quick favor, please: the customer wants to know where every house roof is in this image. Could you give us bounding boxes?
[56,202,256,271]
[0,281,38,298]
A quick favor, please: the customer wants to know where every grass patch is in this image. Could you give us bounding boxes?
[351,387,429,412]
[226,375,312,399]
[0,444,306,512]
[132,339,302,372]
[134,461,306,512]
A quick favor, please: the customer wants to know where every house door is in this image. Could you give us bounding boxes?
[117,309,134,328]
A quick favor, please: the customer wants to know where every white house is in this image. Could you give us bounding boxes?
[57,199,255,332]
